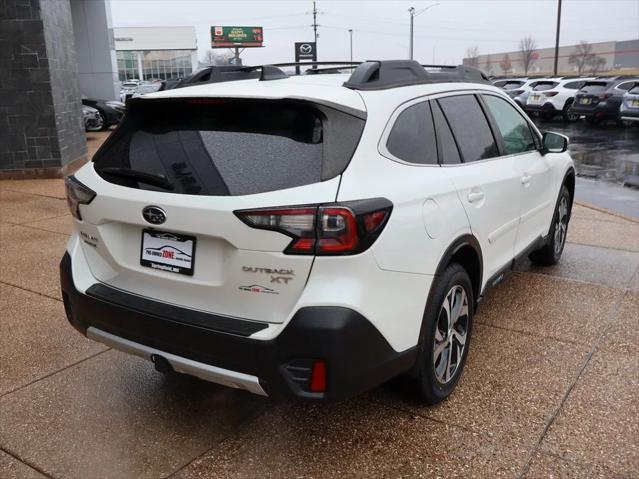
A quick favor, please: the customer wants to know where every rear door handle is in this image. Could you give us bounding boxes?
[521,174,532,185]
[467,191,485,203]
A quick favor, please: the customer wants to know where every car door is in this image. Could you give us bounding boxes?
[435,93,522,282]
[481,93,554,255]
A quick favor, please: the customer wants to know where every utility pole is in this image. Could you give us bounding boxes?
[408,4,440,61]
[349,29,353,63]
[312,1,318,46]
[408,7,414,60]
[553,0,562,76]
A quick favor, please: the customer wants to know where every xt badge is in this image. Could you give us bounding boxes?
[242,266,295,285]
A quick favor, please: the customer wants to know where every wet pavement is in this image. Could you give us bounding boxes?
[1,179,638,478]
[532,117,639,218]
[1,130,638,478]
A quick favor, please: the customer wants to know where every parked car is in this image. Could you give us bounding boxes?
[619,82,639,124]
[61,60,575,403]
[129,82,163,102]
[525,77,593,122]
[570,76,639,125]
[81,97,125,130]
[119,80,140,103]
[82,105,103,132]
[504,78,545,109]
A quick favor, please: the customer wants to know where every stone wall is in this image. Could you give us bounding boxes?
[0,0,86,175]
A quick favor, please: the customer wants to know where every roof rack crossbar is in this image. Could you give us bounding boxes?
[343,60,489,91]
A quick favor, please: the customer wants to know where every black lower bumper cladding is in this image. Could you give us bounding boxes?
[60,253,417,401]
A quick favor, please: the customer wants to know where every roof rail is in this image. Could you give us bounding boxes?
[343,60,489,90]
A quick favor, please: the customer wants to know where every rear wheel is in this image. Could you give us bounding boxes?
[529,185,571,266]
[416,263,473,404]
[562,103,579,122]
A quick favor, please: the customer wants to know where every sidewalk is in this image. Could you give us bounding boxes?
[1,177,637,478]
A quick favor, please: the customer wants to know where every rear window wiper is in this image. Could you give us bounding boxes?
[100,167,174,191]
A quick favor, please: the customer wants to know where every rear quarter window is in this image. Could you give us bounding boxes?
[385,101,438,165]
[92,98,365,196]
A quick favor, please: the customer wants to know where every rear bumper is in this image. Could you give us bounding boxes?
[525,103,558,114]
[569,103,617,118]
[60,252,417,401]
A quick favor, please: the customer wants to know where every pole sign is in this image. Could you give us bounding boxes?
[295,42,317,62]
[211,26,263,48]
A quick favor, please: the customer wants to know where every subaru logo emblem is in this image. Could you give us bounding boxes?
[142,206,166,225]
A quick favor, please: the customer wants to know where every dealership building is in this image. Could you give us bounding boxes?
[114,26,198,82]
[465,39,639,76]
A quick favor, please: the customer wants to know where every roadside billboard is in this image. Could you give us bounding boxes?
[211,26,263,48]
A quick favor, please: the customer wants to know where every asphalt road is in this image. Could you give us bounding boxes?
[532,117,639,218]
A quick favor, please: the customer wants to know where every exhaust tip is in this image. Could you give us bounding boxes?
[151,354,173,374]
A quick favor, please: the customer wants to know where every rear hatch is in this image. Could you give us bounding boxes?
[623,85,639,110]
[527,81,559,106]
[574,81,610,109]
[77,96,366,323]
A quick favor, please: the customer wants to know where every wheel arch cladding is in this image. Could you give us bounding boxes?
[563,168,575,215]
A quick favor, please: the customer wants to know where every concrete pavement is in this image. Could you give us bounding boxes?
[1,177,637,478]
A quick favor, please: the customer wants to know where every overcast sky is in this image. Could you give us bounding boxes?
[110,0,639,65]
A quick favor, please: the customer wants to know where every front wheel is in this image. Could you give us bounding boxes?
[529,185,571,266]
[416,263,473,405]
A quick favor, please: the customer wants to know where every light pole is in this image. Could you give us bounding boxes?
[408,3,440,60]
[348,29,353,63]
[553,0,562,76]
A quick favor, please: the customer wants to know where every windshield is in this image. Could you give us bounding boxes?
[93,98,365,196]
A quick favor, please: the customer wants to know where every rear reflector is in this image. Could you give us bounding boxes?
[235,198,392,256]
[309,360,327,393]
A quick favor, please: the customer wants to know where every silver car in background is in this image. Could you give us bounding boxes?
[619,82,639,124]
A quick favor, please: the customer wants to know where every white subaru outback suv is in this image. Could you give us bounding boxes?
[61,61,575,403]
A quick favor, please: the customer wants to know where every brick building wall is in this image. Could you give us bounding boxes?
[0,0,86,175]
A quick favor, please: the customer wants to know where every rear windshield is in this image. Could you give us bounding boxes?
[93,98,365,196]
[533,81,558,91]
[502,81,524,90]
[580,82,609,94]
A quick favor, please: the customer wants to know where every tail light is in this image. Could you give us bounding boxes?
[65,176,96,220]
[235,198,392,255]
[599,93,612,100]
[544,91,559,97]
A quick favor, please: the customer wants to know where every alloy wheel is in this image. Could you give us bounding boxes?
[554,195,569,255]
[433,285,469,384]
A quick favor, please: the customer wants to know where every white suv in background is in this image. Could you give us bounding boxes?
[61,61,575,403]
[525,77,593,121]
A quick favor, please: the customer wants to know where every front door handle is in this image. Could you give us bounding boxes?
[467,191,485,203]
[521,173,532,185]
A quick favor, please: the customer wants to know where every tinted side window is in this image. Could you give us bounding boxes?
[617,82,634,91]
[386,102,437,165]
[438,95,498,163]
[482,95,537,155]
[431,102,461,164]
[563,81,583,90]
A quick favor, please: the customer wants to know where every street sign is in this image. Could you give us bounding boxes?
[295,42,317,62]
[211,26,263,48]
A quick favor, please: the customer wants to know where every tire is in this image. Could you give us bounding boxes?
[97,111,109,131]
[529,185,571,266]
[416,263,473,405]
[562,104,579,122]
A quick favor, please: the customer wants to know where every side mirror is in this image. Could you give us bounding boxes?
[541,131,569,154]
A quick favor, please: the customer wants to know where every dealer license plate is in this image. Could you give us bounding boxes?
[140,229,196,276]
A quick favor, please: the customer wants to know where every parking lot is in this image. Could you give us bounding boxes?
[1,123,638,478]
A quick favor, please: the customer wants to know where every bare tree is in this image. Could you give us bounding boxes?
[465,45,480,67]
[484,53,493,76]
[201,49,233,66]
[568,41,596,74]
[590,56,606,74]
[518,37,537,74]
[500,53,513,74]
